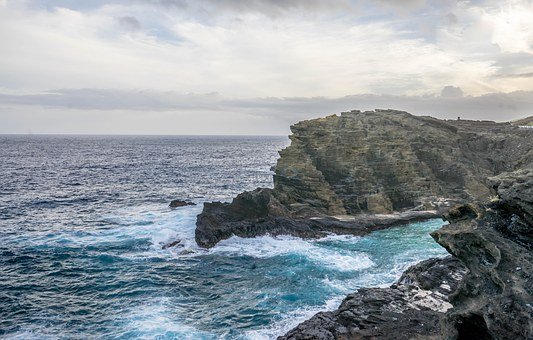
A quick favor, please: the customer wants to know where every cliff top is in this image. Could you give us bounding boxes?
[513,115,533,126]
[289,109,520,136]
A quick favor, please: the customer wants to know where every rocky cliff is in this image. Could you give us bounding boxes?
[274,110,532,216]
[281,169,533,339]
[196,110,533,248]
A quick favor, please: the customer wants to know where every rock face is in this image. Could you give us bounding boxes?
[513,115,533,126]
[280,256,468,340]
[431,169,533,339]
[195,189,440,248]
[282,169,532,339]
[196,110,533,248]
[274,110,532,216]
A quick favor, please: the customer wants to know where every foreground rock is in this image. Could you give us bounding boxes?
[282,169,532,339]
[431,169,533,339]
[280,257,467,339]
[196,110,533,247]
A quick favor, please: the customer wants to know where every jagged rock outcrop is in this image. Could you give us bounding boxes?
[512,115,533,126]
[195,189,439,248]
[196,110,533,248]
[280,257,468,340]
[431,169,533,339]
[282,169,532,339]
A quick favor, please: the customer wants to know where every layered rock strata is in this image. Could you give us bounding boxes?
[196,110,533,248]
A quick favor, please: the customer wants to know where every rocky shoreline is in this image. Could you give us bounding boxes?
[192,109,532,338]
[195,187,442,248]
[280,256,468,339]
[281,169,532,339]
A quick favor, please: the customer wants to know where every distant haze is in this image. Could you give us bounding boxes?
[1,0,532,135]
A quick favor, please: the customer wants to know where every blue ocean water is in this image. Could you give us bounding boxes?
[0,135,448,339]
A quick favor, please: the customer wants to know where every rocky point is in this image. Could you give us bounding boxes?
[195,110,533,248]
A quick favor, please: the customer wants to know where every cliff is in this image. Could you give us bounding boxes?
[196,110,533,248]
[274,110,531,216]
[282,169,533,339]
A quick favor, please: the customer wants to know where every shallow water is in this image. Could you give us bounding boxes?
[0,135,448,339]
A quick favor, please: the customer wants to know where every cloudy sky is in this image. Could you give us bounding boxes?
[1,0,532,134]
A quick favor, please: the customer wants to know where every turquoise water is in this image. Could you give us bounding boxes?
[0,136,448,339]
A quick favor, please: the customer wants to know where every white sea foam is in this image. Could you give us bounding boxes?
[209,235,374,272]
[245,296,343,340]
[123,298,213,339]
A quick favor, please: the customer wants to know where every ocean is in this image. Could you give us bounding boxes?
[0,135,448,339]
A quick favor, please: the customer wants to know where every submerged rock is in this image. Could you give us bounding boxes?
[161,239,181,249]
[169,199,196,208]
[196,110,533,247]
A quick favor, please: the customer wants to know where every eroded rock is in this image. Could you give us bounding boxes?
[432,169,533,339]
[195,187,440,248]
[280,257,467,340]
[282,169,532,339]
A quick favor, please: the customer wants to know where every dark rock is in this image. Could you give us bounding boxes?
[169,199,196,208]
[195,187,440,248]
[442,203,481,223]
[161,239,181,249]
[396,256,468,294]
[432,169,533,339]
[280,256,467,340]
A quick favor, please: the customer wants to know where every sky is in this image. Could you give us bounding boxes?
[0,0,532,135]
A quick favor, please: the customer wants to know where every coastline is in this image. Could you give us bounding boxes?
[192,110,533,338]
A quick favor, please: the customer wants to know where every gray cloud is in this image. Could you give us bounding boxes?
[375,0,426,9]
[445,12,458,25]
[117,16,141,31]
[494,72,533,79]
[1,89,531,125]
[441,86,463,98]
[136,0,350,14]
[492,52,533,75]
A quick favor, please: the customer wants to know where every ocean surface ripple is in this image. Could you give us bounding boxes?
[0,135,448,339]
